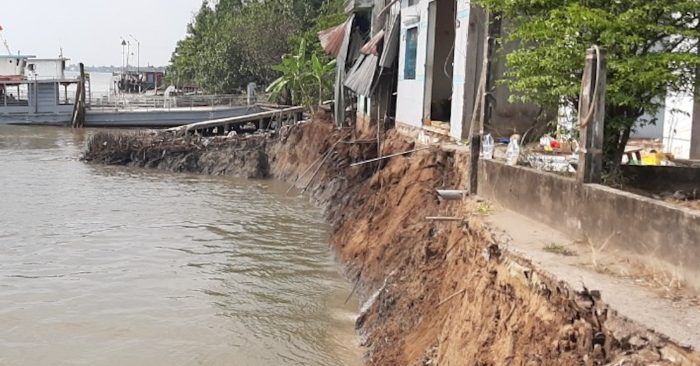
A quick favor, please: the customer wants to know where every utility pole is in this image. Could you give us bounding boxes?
[576,46,607,184]
[129,35,141,92]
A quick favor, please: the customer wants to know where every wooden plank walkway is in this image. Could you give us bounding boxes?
[167,105,304,135]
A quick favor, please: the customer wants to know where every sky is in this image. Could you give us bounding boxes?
[1,0,204,67]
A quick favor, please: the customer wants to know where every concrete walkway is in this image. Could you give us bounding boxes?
[482,206,700,350]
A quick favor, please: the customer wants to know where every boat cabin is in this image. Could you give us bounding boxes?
[0,55,34,77]
[0,55,80,123]
[114,68,164,93]
[25,58,69,79]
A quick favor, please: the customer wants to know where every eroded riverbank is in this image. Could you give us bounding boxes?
[84,117,700,365]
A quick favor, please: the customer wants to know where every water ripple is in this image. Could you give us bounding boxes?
[0,125,361,366]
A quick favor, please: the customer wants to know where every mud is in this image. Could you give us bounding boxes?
[84,118,700,365]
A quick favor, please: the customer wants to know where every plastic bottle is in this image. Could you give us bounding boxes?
[506,134,521,166]
[481,133,494,160]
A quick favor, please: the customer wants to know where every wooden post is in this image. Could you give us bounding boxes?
[469,134,481,195]
[468,11,500,195]
[71,63,86,128]
[690,42,700,159]
[577,47,607,184]
[34,79,38,113]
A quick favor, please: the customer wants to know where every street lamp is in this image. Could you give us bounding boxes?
[121,39,127,72]
[119,38,127,95]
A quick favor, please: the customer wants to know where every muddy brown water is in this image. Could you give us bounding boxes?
[0,126,361,366]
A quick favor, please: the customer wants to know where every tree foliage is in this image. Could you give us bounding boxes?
[478,0,700,169]
[266,39,336,112]
[167,0,344,95]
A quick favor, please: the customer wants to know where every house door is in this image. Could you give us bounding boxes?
[422,1,437,126]
[422,0,456,128]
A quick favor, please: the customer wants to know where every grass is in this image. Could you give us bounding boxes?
[477,202,494,216]
[543,243,578,257]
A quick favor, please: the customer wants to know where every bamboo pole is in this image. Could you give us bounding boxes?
[349,147,430,167]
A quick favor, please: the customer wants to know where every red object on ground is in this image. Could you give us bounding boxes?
[550,140,561,149]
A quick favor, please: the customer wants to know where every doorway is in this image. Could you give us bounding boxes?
[422,0,456,127]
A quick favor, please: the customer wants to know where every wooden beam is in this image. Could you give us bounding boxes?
[166,106,304,134]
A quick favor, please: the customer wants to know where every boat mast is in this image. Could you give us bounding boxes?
[0,25,12,55]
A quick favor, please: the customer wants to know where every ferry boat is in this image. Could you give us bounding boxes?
[0,54,83,124]
[0,31,280,128]
[0,51,262,127]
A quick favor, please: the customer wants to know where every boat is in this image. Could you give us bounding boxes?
[113,68,165,94]
[0,54,82,124]
[0,30,284,128]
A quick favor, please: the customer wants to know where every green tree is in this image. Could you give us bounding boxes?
[478,0,700,171]
[266,40,336,112]
[167,0,342,94]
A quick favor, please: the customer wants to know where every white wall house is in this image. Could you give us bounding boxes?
[630,91,698,160]
[662,91,698,159]
[395,0,540,141]
[361,0,699,158]
[396,0,460,136]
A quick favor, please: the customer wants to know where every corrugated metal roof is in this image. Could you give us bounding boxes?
[360,30,385,56]
[318,18,352,58]
[379,13,400,68]
[344,54,378,96]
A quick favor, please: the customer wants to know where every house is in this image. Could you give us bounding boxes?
[325,0,698,161]
[631,91,700,160]
[323,0,541,143]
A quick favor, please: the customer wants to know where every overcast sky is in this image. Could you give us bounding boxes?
[1,0,204,66]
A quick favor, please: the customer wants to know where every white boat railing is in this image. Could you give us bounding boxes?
[87,94,262,112]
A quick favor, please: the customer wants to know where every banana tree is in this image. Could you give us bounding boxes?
[267,39,336,113]
[310,53,336,108]
[267,40,311,111]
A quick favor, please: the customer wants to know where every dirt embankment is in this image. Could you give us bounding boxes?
[84,118,699,365]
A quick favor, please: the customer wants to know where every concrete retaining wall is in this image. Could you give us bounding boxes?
[478,160,700,289]
[621,165,700,196]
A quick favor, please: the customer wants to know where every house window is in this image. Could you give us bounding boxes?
[407,0,417,5]
[404,27,418,80]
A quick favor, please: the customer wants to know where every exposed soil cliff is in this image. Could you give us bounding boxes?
[84,118,699,365]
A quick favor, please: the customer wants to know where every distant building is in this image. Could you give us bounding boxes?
[632,91,699,160]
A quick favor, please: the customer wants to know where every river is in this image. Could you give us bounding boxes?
[0,126,361,366]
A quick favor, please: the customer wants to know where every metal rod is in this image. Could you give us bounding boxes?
[425,217,463,221]
[349,147,430,167]
[437,289,466,307]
